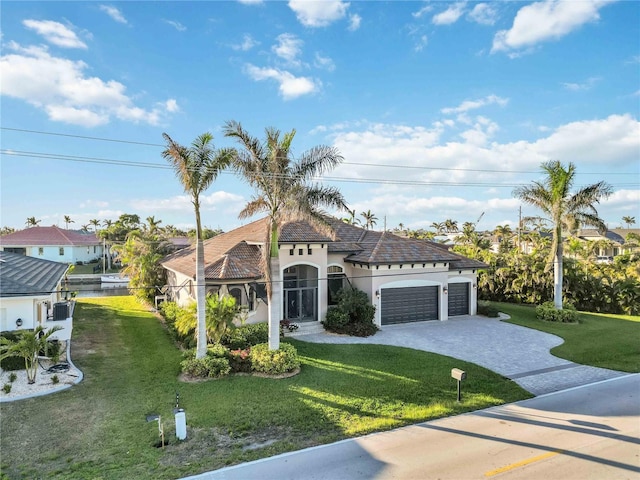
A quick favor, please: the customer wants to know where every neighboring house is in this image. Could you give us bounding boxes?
[576,228,639,260]
[162,217,486,328]
[0,251,74,341]
[0,226,103,264]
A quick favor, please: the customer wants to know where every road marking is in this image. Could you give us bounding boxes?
[485,450,564,477]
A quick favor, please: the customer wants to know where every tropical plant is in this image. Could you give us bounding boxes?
[514,161,612,309]
[0,326,62,384]
[162,132,232,359]
[342,208,360,225]
[174,294,242,344]
[360,210,378,230]
[89,219,101,232]
[80,224,90,233]
[430,221,445,234]
[224,120,347,350]
[622,216,636,229]
[118,231,170,301]
[63,215,74,229]
[443,219,459,233]
[25,217,41,227]
[145,216,162,235]
[0,226,16,236]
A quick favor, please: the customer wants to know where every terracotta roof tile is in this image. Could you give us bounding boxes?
[0,226,99,246]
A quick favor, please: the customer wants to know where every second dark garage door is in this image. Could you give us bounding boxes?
[381,286,439,325]
[448,282,470,316]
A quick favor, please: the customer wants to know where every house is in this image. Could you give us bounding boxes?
[0,251,74,341]
[161,217,486,327]
[0,226,104,265]
[576,228,639,261]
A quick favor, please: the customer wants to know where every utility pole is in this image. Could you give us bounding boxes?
[518,206,522,252]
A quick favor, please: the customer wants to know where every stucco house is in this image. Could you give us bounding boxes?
[0,251,74,341]
[161,217,486,328]
[576,228,638,261]
[0,226,104,265]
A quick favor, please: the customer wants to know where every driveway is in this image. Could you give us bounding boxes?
[296,315,626,395]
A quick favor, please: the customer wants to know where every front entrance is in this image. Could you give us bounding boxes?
[283,265,318,322]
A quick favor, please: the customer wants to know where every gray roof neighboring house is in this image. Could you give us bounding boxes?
[0,251,69,297]
[162,216,487,281]
[577,229,630,244]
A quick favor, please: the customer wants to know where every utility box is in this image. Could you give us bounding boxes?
[451,368,466,381]
[175,409,187,440]
[53,302,69,321]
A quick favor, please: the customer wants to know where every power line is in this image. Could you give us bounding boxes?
[1,127,165,147]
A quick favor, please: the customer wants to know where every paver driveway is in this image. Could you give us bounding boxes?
[296,315,626,395]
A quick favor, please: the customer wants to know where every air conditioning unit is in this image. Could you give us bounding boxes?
[53,302,69,321]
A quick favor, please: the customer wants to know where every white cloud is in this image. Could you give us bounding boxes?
[244,64,320,99]
[412,3,433,19]
[23,19,87,49]
[467,3,498,26]
[492,0,615,54]
[348,13,361,31]
[164,20,186,31]
[314,52,335,71]
[132,191,244,213]
[561,76,600,91]
[272,33,304,65]
[99,5,128,24]
[414,35,428,52]
[288,0,349,27]
[441,95,508,115]
[231,34,259,51]
[0,42,176,127]
[601,189,640,210]
[432,3,466,25]
[164,99,180,113]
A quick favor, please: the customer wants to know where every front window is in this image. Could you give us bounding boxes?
[327,265,347,305]
[59,247,64,256]
[38,247,44,255]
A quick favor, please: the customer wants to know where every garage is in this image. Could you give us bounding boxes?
[381,286,439,325]
[448,283,470,316]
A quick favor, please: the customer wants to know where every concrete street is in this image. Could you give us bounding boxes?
[183,374,640,480]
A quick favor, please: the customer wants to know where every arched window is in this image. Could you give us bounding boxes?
[229,287,243,307]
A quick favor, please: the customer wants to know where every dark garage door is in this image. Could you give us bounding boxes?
[381,286,438,325]
[448,283,469,316]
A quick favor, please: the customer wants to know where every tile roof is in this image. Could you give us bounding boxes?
[0,226,99,246]
[0,251,69,297]
[161,216,486,281]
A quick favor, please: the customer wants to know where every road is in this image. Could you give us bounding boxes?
[183,374,640,480]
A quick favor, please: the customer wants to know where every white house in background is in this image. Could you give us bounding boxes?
[162,216,487,328]
[0,226,103,264]
[0,251,74,341]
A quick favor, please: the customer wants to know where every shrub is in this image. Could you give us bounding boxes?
[51,375,60,385]
[40,340,62,363]
[0,333,23,371]
[322,287,378,337]
[207,343,230,359]
[221,322,268,349]
[536,302,579,323]
[180,356,231,378]
[3,384,11,394]
[160,301,196,349]
[228,348,252,373]
[250,343,299,375]
[477,302,500,318]
[9,373,17,383]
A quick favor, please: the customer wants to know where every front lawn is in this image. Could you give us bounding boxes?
[0,297,529,480]
[497,303,640,372]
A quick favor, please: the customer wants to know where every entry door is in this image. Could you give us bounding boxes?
[285,288,317,321]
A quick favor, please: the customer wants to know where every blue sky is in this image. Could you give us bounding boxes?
[1,0,638,233]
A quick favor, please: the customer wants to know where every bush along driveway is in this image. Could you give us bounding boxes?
[0,297,528,480]
[298,313,630,395]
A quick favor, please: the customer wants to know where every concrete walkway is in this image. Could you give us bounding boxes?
[295,315,626,395]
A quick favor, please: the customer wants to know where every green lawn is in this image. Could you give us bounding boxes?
[497,303,640,372]
[0,296,529,480]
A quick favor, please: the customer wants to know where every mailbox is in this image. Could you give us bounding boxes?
[451,368,466,381]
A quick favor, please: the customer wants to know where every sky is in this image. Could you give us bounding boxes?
[1,0,638,234]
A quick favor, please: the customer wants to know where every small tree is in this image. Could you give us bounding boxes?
[175,294,241,344]
[0,326,62,384]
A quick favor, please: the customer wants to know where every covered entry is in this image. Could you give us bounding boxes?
[381,286,439,325]
[283,265,318,322]
[448,282,470,316]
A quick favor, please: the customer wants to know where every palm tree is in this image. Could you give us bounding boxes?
[25,217,41,227]
[224,120,346,350]
[443,219,459,233]
[162,132,232,359]
[622,216,636,229]
[103,219,114,229]
[146,216,162,235]
[514,161,612,309]
[89,219,101,232]
[63,215,74,230]
[80,224,90,233]
[0,325,62,384]
[430,221,445,235]
[342,208,360,225]
[360,210,377,230]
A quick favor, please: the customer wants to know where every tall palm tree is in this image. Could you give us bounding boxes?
[103,219,114,229]
[622,216,636,229]
[360,210,377,230]
[63,215,74,230]
[430,221,445,234]
[25,217,41,227]
[162,132,232,359]
[443,219,459,233]
[146,216,163,235]
[342,208,360,225]
[89,219,101,232]
[80,224,90,233]
[514,161,612,309]
[224,120,347,350]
